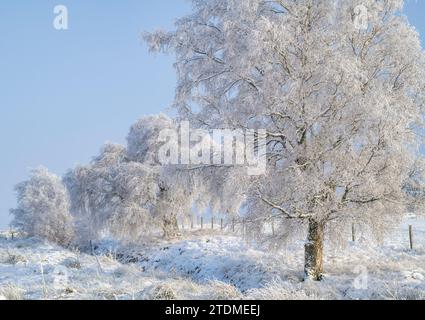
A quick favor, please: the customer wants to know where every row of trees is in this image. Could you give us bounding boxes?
[10,115,215,246]
[10,0,425,281]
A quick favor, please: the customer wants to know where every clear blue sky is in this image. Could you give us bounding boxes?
[0,1,424,228]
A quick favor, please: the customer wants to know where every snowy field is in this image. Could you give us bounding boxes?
[1,218,425,300]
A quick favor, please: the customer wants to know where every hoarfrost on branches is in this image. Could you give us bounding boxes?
[10,167,74,246]
[145,0,425,280]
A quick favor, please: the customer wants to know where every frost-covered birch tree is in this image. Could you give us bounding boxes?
[64,116,198,242]
[127,114,196,238]
[145,0,425,280]
[10,167,74,246]
[63,143,128,244]
[64,143,160,243]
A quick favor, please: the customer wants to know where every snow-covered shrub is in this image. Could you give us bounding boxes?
[10,167,74,246]
[4,251,27,265]
[112,266,131,279]
[64,287,76,295]
[380,281,425,300]
[245,281,326,300]
[206,280,242,300]
[62,257,81,269]
[0,284,25,300]
[150,284,176,300]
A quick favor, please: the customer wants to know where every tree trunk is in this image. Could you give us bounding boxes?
[304,219,325,281]
[162,215,180,239]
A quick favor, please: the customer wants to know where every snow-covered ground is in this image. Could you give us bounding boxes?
[1,218,425,300]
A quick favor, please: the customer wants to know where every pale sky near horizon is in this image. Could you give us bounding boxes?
[0,1,424,228]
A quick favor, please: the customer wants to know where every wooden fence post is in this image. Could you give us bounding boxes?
[201,217,204,230]
[352,223,356,243]
[409,225,413,250]
[90,240,94,256]
[211,217,214,230]
[191,216,194,230]
[232,218,235,233]
[221,218,224,231]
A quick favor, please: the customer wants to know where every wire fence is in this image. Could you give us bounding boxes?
[180,216,245,234]
[384,219,425,250]
[179,215,425,250]
[3,215,425,250]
